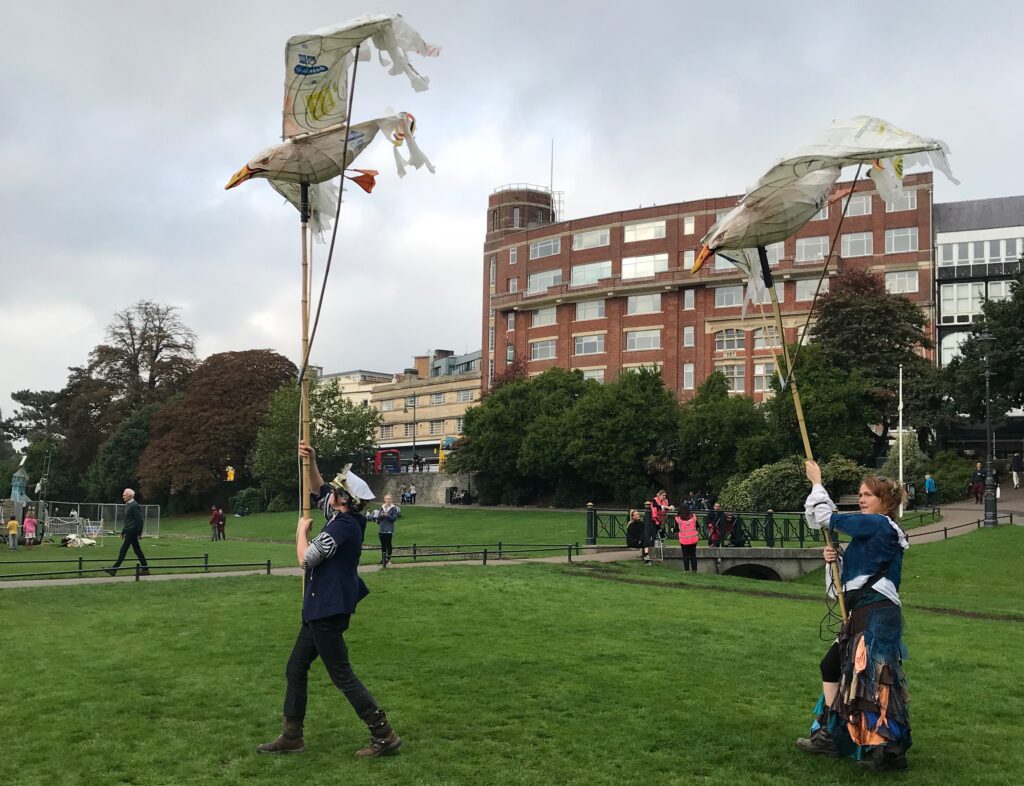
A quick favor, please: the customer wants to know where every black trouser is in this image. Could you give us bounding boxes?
[112,532,148,568]
[680,543,697,572]
[378,533,393,562]
[283,613,378,722]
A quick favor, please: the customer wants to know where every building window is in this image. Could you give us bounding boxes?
[623,220,666,243]
[753,361,776,392]
[751,283,784,305]
[507,278,518,293]
[714,285,743,307]
[582,368,605,383]
[574,334,605,355]
[380,424,394,439]
[404,423,416,437]
[626,329,660,351]
[507,312,515,331]
[682,325,695,347]
[885,228,918,254]
[796,278,828,301]
[989,280,1014,302]
[512,207,521,228]
[763,241,784,266]
[380,399,395,412]
[491,210,498,231]
[457,389,474,403]
[570,260,612,286]
[796,236,829,263]
[529,237,561,259]
[572,228,610,250]
[455,417,464,432]
[530,339,557,361]
[940,332,968,366]
[532,307,557,327]
[405,395,417,409]
[753,327,781,349]
[683,249,695,268]
[682,289,695,310]
[488,256,496,285]
[885,270,919,294]
[622,253,668,279]
[716,207,735,222]
[428,420,443,435]
[811,204,828,221]
[527,268,562,293]
[843,194,872,216]
[715,328,746,351]
[714,253,736,271]
[718,363,745,393]
[885,191,917,212]
[682,362,695,390]
[940,282,984,324]
[683,216,695,235]
[626,293,661,315]
[430,393,445,405]
[841,232,873,258]
[488,326,494,351]
[510,247,517,264]
[576,300,605,320]
[488,359,494,384]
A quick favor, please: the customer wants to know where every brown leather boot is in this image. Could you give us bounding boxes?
[256,716,305,754]
[354,709,402,758]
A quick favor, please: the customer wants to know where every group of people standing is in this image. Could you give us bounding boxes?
[209,506,227,541]
[6,508,38,550]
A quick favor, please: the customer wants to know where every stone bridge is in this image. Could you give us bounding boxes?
[669,546,824,581]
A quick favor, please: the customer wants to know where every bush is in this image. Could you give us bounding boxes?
[929,450,975,504]
[266,492,294,513]
[229,487,265,514]
[880,435,929,493]
[718,455,869,512]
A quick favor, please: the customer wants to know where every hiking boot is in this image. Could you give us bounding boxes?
[355,709,402,758]
[257,716,304,754]
[795,727,839,757]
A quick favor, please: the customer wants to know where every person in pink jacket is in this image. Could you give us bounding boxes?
[23,509,38,549]
[674,505,699,573]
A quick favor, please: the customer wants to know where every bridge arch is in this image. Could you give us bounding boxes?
[722,563,782,581]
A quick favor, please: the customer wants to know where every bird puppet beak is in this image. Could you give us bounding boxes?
[691,245,712,273]
[224,165,256,190]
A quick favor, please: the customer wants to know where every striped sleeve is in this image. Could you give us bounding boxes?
[302,531,337,569]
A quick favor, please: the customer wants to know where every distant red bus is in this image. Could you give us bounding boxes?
[374,449,401,473]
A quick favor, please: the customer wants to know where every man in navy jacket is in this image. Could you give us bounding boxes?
[257,441,401,759]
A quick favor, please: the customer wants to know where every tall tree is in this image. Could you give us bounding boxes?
[253,380,382,499]
[810,267,933,457]
[84,404,160,501]
[136,350,296,504]
[89,300,197,411]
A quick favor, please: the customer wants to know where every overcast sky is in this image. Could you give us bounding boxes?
[1,0,1021,426]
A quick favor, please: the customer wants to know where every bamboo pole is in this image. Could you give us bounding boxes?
[299,182,312,520]
[759,246,846,621]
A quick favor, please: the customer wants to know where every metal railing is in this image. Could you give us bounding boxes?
[364,542,580,564]
[908,512,1015,540]
[0,554,272,581]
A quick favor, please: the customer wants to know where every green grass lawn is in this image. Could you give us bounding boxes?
[1,528,1022,785]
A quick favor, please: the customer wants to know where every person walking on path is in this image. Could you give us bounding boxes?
[1012,453,1023,490]
[6,515,19,551]
[104,489,149,576]
[407,483,416,505]
[924,474,937,506]
[373,494,400,567]
[796,461,912,772]
[674,505,699,573]
[971,462,986,504]
[257,440,401,759]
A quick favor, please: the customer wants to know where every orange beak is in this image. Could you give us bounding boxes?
[224,164,256,190]
[691,245,712,273]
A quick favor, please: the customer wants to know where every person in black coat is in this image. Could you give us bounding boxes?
[257,441,401,759]
[104,489,149,576]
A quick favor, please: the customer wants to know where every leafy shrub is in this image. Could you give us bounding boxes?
[229,487,265,514]
[928,450,975,504]
[266,492,294,513]
[718,455,869,512]
[880,436,929,492]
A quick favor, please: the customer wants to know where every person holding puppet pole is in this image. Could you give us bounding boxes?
[796,460,911,772]
[257,441,401,759]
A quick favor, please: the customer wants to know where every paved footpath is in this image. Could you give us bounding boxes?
[3,487,1020,591]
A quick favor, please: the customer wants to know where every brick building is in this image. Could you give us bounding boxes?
[482,174,936,399]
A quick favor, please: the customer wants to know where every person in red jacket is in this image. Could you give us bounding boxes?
[674,505,699,573]
[650,490,669,538]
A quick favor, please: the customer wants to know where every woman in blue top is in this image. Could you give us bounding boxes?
[257,441,401,759]
[796,460,911,772]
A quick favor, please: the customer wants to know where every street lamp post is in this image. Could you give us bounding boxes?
[978,332,998,526]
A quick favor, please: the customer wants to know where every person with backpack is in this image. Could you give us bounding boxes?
[674,505,699,573]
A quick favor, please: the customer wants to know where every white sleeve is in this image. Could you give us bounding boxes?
[804,484,837,531]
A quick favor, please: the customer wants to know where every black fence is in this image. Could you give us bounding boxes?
[362,542,580,565]
[0,554,272,581]
[585,505,942,548]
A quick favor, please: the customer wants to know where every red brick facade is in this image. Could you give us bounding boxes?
[481,174,934,399]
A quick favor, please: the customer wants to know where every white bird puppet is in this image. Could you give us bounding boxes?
[691,116,959,286]
[224,14,439,237]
